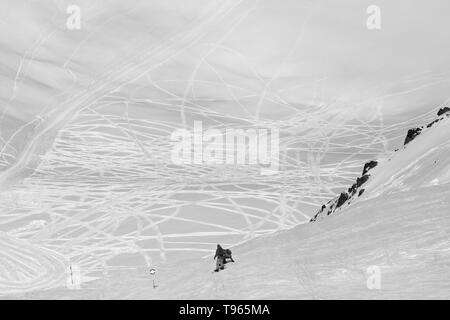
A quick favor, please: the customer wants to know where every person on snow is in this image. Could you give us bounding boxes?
[214,245,235,272]
[214,244,225,272]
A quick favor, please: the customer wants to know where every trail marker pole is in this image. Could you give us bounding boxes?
[67,263,81,290]
[149,268,157,288]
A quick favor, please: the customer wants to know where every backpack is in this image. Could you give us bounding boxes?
[224,249,232,258]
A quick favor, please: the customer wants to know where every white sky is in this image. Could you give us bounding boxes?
[0,0,449,139]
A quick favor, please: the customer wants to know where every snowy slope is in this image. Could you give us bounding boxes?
[125,115,450,299]
[21,179,450,299]
[115,112,450,299]
[311,109,450,221]
[362,112,450,198]
[1,0,450,299]
[16,111,450,299]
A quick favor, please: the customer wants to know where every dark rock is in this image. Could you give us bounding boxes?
[404,127,422,145]
[326,204,335,216]
[356,174,370,187]
[327,209,332,216]
[336,192,349,208]
[362,160,378,175]
[348,183,357,195]
[427,119,439,128]
[358,189,365,197]
[425,107,450,128]
[437,107,450,116]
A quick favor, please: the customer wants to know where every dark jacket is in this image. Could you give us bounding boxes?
[214,245,225,259]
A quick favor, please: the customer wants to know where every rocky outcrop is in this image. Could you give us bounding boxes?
[310,106,449,223]
[437,107,450,116]
[347,173,370,196]
[362,160,378,175]
[404,127,423,145]
[336,192,349,208]
[404,106,450,144]
[309,160,377,222]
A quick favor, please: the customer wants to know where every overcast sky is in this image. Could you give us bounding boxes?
[1,0,449,131]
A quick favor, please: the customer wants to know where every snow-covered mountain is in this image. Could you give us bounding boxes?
[137,110,450,299]
[311,107,450,222]
[17,106,450,299]
[1,0,450,299]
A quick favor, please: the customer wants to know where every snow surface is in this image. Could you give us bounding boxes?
[12,115,449,300]
[0,0,450,299]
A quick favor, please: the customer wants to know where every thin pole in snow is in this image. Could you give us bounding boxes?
[149,268,157,288]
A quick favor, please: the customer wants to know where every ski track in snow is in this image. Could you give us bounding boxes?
[0,232,66,296]
[0,1,449,297]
